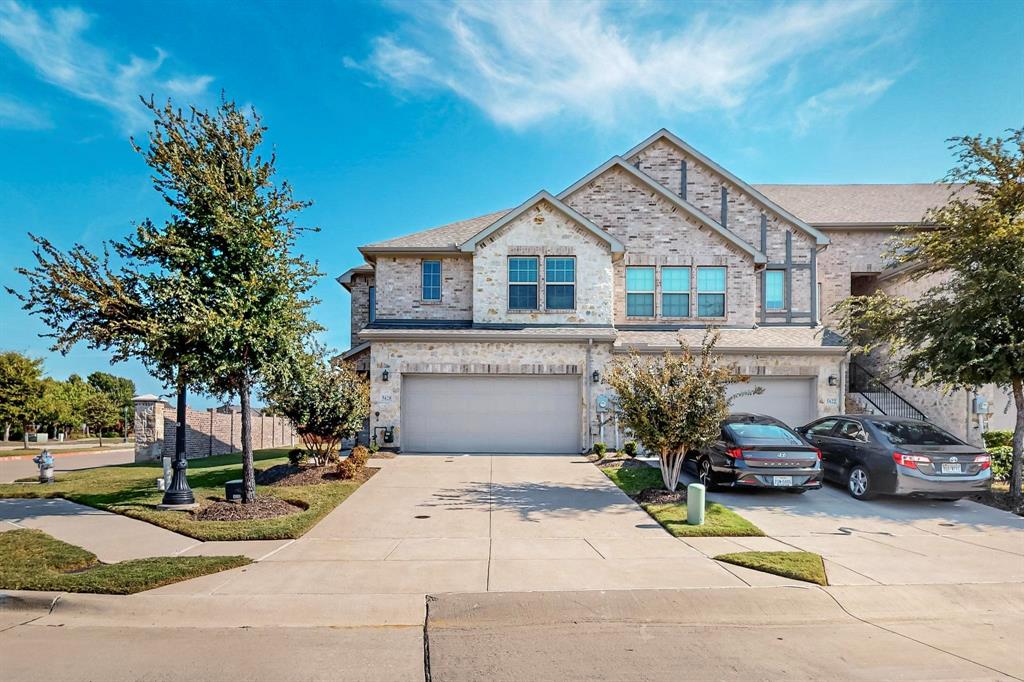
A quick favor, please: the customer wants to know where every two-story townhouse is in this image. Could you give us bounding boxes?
[338,129,1015,453]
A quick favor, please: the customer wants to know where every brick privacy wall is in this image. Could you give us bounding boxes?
[563,166,755,326]
[472,201,615,325]
[161,406,296,459]
[817,229,897,323]
[349,271,374,345]
[374,255,473,320]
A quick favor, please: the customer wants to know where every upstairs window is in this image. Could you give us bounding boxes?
[697,267,727,317]
[368,286,376,323]
[508,257,539,310]
[626,267,655,317]
[421,260,441,301]
[765,270,785,311]
[545,257,576,310]
[661,267,690,317]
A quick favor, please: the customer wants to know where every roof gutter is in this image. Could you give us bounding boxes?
[613,344,848,356]
[359,329,618,343]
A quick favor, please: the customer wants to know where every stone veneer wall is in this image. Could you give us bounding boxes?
[563,166,755,326]
[349,271,374,345]
[472,201,614,325]
[368,340,843,450]
[133,397,296,462]
[374,255,473,320]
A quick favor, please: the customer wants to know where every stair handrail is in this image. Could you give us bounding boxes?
[849,361,928,421]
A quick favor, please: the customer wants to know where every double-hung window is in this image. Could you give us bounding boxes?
[625,267,655,317]
[661,267,690,317]
[508,257,539,310]
[696,267,727,317]
[765,270,785,311]
[421,260,441,301]
[545,257,575,310]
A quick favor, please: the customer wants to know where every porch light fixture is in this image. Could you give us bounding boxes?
[828,375,838,386]
[382,369,390,382]
[592,370,600,384]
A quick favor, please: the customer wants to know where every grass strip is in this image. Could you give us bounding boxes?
[601,463,764,538]
[715,550,828,585]
[0,448,364,541]
[0,529,250,595]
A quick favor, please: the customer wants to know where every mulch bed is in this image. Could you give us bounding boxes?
[195,496,303,522]
[970,489,1024,516]
[634,487,686,505]
[592,454,646,469]
[255,464,377,487]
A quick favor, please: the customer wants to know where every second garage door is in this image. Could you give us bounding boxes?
[401,374,581,454]
[727,377,817,427]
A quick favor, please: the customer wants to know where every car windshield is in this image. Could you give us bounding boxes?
[725,423,802,445]
[872,422,962,446]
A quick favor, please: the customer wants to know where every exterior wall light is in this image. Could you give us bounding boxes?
[828,375,838,386]
[382,369,390,382]
[592,370,600,384]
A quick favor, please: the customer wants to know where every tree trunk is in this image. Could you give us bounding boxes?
[1010,375,1024,505]
[98,429,103,447]
[239,379,256,503]
[4,422,9,443]
[22,423,28,449]
[659,447,687,492]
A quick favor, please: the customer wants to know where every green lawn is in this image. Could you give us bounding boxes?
[0,528,250,594]
[0,448,365,541]
[715,551,828,586]
[601,463,764,538]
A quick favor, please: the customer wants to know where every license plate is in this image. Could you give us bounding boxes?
[773,476,793,487]
[941,463,962,474]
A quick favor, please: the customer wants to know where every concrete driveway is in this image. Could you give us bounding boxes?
[678,470,1024,586]
[155,453,748,605]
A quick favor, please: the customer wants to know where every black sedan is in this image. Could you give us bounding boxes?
[685,414,824,493]
[797,415,992,501]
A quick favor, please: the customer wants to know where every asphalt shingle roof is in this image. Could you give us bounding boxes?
[614,327,847,353]
[363,210,510,249]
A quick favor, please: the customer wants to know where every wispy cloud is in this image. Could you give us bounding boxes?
[795,77,896,134]
[0,0,213,131]
[348,0,904,130]
[0,95,52,129]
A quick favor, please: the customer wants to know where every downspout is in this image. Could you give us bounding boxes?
[586,337,593,454]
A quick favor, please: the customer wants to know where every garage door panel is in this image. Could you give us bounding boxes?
[727,377,816,427]
[402,375,580,454]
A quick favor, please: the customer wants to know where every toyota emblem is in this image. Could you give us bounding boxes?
[949,456,958,463]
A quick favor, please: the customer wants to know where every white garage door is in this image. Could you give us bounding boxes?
[727,377,816,427]
[401,375,581,454]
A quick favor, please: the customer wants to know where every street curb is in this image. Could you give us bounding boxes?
[0,448,133,462]
[0,591,64,615]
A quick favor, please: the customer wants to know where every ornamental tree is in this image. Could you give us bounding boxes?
[0,352,44,446]
[268,349,369,467]
[82,389,119,446]
[833,129,1024,504]
[606,331,755,491]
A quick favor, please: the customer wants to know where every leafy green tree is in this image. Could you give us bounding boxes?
[87,372,135,412]
[82,389,119,446]
[834,129,1024,503]
[605,332,755,491]
[0,352,44,446]
[269,349,369,467]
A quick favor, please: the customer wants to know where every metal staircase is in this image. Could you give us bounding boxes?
[848,361,928,421]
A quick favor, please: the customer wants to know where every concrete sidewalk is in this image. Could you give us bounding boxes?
[0,498,289,562]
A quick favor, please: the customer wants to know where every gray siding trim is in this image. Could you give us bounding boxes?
[681,160,687,200]
[721,186,728,228]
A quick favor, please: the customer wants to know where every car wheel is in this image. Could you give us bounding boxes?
[847,466,876,501]
[697,457,717,490]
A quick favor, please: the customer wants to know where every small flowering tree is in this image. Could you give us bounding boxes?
[606,331,755,491]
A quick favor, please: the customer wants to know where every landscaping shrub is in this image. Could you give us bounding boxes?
[989,446,1013,481]
[983,430,1013,449]
[623,441,638,458]
[287,448,307,466]
[337,445,370,480]
[592,442,607,456]
[368,441,381,454]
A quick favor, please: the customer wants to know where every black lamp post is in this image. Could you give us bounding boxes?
[161,385,195,506]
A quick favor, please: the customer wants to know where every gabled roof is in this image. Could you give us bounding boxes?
[558,157,767,264]
[361,210,510,253]
[336,264,374,291]
[625,129,830,246]
[459,190,625,253]
[754,183,969,227]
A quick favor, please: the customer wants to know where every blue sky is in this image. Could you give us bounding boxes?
[1,0,1022,406]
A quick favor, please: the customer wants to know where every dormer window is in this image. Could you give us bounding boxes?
[508,257,539,310]
[421,260,441,301]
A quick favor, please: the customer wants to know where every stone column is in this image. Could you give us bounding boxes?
[133,395,165,463]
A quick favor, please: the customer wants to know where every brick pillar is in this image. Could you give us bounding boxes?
[132,395,164,463]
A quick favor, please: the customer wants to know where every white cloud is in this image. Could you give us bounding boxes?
[795,77,896,133]
[348,0,903,130]
[0,0,214,131]
[0,95,52,129]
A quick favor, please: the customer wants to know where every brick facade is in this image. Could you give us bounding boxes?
[817,229,896,322]
[374,255,473,321]
[349,271,374,345]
